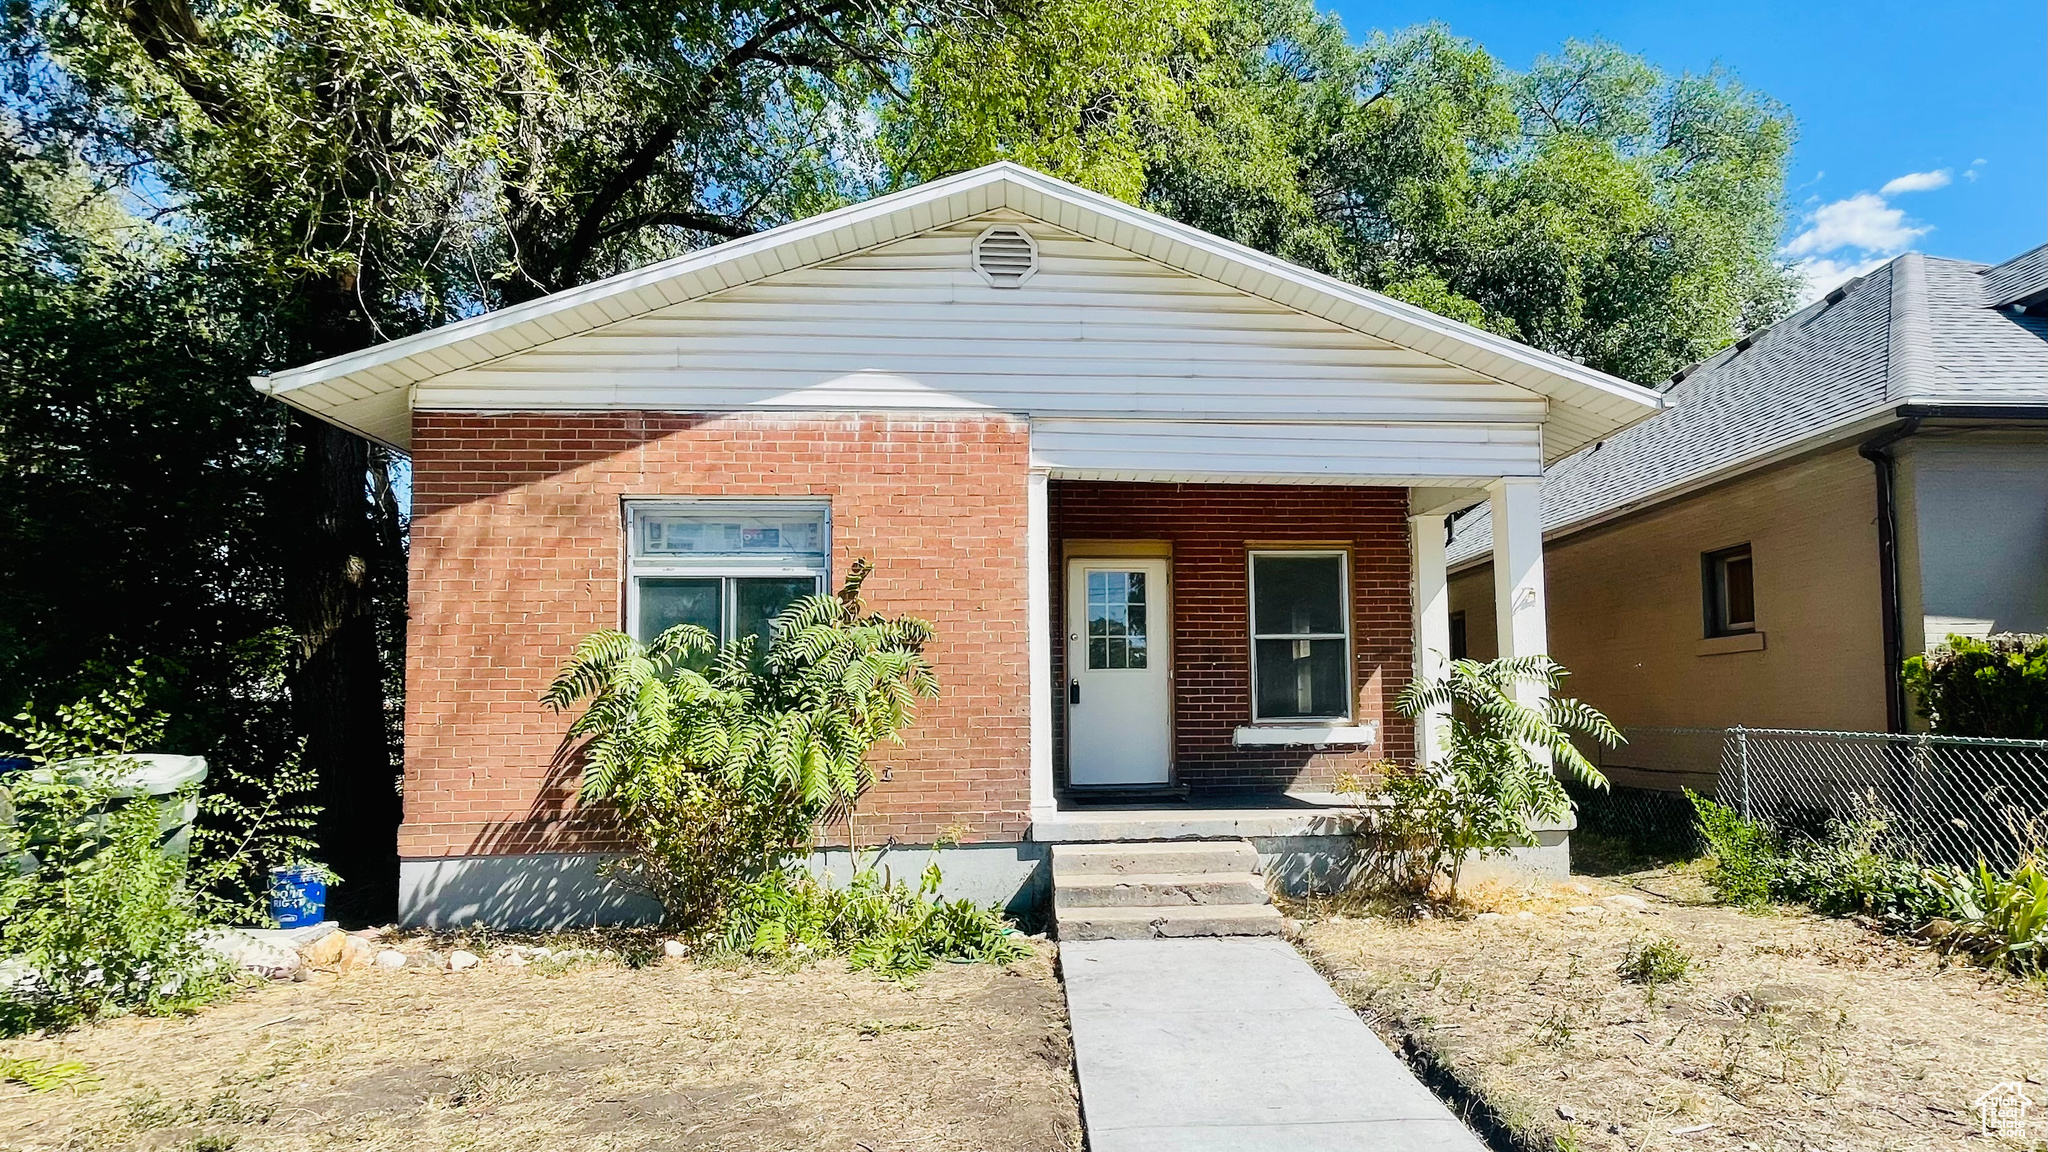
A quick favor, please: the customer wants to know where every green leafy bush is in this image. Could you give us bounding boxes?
[1930,858,2047,973]
[1687,791,1776,905]
[1687,792,1942,920]
[0,666,323,1036]
[721,860,1028,978]
[1902,632,2048,738]
[1617,936,1692,986]
[546,562,1025,972]
[545,561,938,927]
[0,770,231,1036]
[1387,656,1620,900]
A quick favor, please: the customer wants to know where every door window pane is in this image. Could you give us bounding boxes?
[734,577,821,651]
[1253,555,1344,635]
[1254,638,1348,719]
[1085,569,1148,670]
[636,578,720,646]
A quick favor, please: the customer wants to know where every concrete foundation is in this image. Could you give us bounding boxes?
[398,804,1571,927]
[399,843,1051,930]
[399,853,666,929]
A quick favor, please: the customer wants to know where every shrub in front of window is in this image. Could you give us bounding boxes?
[1902,632,2048,739]
[1388,656,1620,901]
[546,561,1024,968]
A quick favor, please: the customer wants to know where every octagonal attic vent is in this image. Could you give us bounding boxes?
[972,225,1039,288]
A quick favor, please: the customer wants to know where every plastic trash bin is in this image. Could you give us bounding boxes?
[46,753,209,857]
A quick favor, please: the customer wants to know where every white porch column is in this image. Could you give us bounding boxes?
[1026,467,1055,815]
[1408,512,1451,768]
[1488,476,1550,706]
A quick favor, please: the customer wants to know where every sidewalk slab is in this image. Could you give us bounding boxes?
[1061,937,1487,1152]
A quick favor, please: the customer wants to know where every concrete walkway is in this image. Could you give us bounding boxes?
[1061,937,1488,1151]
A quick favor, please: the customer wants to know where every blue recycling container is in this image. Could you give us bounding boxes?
[268,864,328,928]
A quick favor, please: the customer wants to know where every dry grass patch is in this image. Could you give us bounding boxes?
[0,936,1078,1152]
[1296,870,2047,1152]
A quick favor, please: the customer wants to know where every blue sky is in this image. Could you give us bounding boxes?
[1323,0,2046,299]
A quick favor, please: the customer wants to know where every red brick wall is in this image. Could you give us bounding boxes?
[1051,481,1415,793]
[403,412,1033,859]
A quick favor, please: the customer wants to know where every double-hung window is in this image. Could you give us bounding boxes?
[1248,551,1352,722]
[625,503,830,650]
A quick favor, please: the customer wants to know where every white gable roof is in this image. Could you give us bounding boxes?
[254,161,1661,453]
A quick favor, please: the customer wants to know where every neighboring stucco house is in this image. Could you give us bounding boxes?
[257,162,1662,925]
[1447,245,2048,788]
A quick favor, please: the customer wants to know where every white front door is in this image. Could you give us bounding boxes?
[1066,558,1172,786]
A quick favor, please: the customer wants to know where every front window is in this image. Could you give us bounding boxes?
[1249,551,1352,722]
[1702,544,1755,637]
[626,503,829,650]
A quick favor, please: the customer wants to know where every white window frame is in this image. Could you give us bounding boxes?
[1246,548,1354,725]
[623,500,831,646]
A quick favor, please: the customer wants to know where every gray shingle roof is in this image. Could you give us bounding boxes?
[1448,249,2048,566]
[1982,243,2048,309]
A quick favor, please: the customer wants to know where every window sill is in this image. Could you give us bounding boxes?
[1233,723,1377,747]
[1697,631,1765,656]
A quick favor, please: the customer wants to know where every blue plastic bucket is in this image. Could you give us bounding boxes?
[268,864,328,928]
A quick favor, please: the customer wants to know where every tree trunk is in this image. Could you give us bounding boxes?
[284,274,401,923]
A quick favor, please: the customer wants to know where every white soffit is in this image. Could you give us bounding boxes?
[252,162,1663,453]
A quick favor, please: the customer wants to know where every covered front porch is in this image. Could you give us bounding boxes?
[1019,470,1555,825]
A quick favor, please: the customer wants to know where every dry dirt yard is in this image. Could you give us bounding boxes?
[0,936,1080,1152]
[1297,869,2048,1152]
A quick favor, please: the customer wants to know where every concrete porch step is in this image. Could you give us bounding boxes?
[1054,871,1269,910]
[1055,903,1285,941]
[1050,839,1260,878]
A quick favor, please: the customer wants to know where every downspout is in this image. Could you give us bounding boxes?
[1858,418,1918,734]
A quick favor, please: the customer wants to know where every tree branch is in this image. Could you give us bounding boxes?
[99,0,233,122]
[541,0,870,288]
[594,209,755,243]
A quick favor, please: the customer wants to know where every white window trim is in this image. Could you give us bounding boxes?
[623,500,831,644]
[1245,548,1354,726]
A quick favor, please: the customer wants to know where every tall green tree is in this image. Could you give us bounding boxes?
[13,0,921,912]
[0,141,300,788]
[893,4,1798,384]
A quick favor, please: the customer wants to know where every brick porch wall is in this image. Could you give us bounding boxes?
[1051,481,1416,793]
[403,412,1033,860]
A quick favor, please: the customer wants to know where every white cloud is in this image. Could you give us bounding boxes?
[1781,192,1928,258]
[1779,168,1960,306]
[1791,254,1895,304]
[1965,159,1987,182]
[1880,169,1951,195]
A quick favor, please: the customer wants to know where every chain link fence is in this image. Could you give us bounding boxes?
[1575,726,2048,871]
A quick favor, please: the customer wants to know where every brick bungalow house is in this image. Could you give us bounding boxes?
[256,162,1663,926]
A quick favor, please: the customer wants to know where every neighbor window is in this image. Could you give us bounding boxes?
[1703,544,1755,637]
[1248,551,1351,722]
[1448,611,1468,660]
[625,503,829,649]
